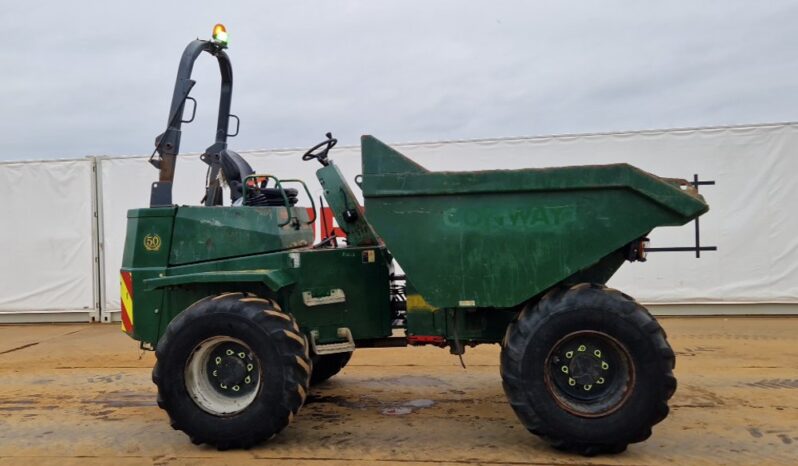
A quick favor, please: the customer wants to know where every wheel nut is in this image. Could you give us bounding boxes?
[601,361,609,370]
[568,377,576,386]
[565,351,574,359]
[577,345,586,352]
[244,376,251,384]
[232,385,240,392]
[215,356,222,365]
[593,349,602,358]
[246,363,254,372]
[238,352,246,359]
[561,365,569,374]
[226,349,234,356]
[584,384,592,391]
[596,377,605,384]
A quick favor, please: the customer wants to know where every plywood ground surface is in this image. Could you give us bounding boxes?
[0,317,796,465]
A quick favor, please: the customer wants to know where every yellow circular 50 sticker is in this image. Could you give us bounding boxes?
[143,233,162,252]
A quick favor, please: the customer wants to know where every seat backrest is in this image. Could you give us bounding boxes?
[219,149,254,202]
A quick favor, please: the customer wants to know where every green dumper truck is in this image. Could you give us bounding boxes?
[120,26,710,456]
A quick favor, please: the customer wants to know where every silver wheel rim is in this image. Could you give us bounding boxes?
[184,336,261,415]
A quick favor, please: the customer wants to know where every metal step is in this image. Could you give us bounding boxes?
[310,327,355,355]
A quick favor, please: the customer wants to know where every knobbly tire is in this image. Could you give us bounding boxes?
[310,351,353,386]
[500,283,676,456]
[152,292,311,449]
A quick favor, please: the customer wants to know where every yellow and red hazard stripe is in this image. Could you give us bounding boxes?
[120,271,134,334]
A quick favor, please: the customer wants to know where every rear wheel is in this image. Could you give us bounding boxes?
[500,283,676,456]
[310,351,353,385]
[152,293,311,449]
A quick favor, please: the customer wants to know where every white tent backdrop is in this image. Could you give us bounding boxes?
[3,122,795,323]
[0,159,98,322]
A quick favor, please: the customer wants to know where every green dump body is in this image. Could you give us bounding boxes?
[361,136,709,310]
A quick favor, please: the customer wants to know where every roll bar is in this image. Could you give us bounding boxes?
[149,39,235,207]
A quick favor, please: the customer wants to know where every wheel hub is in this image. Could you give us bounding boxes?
[545,331,634,417]
[207,343,258,395]
[185,336,262,415]
[555,343,609,394]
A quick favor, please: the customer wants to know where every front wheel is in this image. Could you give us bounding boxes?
[152,293,311,449]
[500,283,676,456]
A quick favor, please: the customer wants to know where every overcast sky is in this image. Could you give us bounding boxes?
[2,1,797,161]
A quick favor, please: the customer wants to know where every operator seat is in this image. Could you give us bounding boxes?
[219,149,253,203]
[219,149,299,206]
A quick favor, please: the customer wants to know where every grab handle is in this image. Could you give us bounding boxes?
[278,179,317,225]
[243,174,293,227]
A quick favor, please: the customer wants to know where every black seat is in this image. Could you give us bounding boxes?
[219,149,298,206]
[246,187,299,207]
[219,149,254,203]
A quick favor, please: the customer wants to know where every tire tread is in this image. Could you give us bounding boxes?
[152,293,311,449]
[500,283,676,456]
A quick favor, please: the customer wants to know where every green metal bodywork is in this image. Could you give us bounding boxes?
[361,136,708,310]
[169,206,313,264]
[316,163,379,246]
[122,203,392,346]
[121,135,709,349]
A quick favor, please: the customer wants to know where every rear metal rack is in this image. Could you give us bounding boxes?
[646,174,718,258]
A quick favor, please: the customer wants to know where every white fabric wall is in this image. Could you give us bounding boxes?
[98,123,798,314]
[0,159,96,316]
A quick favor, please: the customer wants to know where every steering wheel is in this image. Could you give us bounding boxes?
[302,132,337,166]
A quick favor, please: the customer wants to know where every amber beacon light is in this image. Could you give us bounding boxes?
[212,23,228,47]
